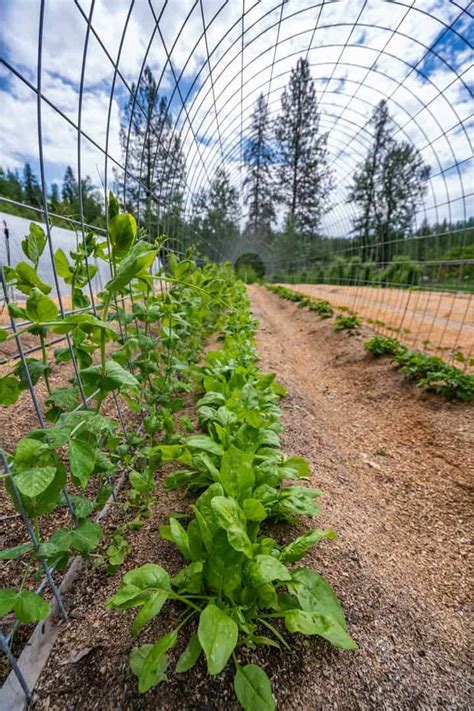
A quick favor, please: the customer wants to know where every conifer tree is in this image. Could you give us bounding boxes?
[275,57,331,238]
[0,167,23,202]
[243,93,274,246]
[192,168,239,260]
[119,66,186,237]
[23,162,42,207]
[348,100,430,263]
[49,183,61,213]
[62,165,77,204]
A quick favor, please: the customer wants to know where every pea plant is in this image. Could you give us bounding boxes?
[108,282,356,710]
[0,197,233,631]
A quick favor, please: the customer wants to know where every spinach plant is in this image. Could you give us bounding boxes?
[109,281,356,710]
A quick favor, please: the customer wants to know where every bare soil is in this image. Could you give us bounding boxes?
[283,283,474,360]
[7,285,474,709]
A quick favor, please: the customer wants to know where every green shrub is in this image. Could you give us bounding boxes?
[365,336,474,401]
[234,252,265,280]
[308,300,334,318]
[334,315,362,331]
[235,263,259,284]
[364,336,405,357]
[395,351,474,400]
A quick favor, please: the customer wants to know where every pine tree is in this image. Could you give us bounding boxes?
[119,66,186,237]
[23,162,42,207]
[49,183,61,213]
[62,165,77,204]
[60,167,103,224]
[275,57,331,238]
[193,168,240,260]
[0,167,24,202]
[348,100,430,264]
[243,93,275,247]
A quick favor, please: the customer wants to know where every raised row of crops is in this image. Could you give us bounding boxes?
[267,285,474,401]
[0,201,355,708]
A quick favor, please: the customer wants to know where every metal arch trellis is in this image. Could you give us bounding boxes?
[0,0,473,701]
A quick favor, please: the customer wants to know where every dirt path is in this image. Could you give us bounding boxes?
[246,284,473,709]
[283,282,474,358]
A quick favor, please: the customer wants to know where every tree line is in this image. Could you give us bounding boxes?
[0,162,104,228]
[1,57,471,281]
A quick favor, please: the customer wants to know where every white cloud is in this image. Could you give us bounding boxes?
[0,0,472,236]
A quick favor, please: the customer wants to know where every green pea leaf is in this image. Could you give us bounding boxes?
[234,664,275,711]
[108,191,120,221]
[7,302,27,319]
[70,520,102,555]
[80,359,139,395]
[14,261,51,295]
[0,589,19,617]
[0,542,34,560]
[109,213,137,259]
[21,223,46,266]
[14,590,50,623]
[25,288,59,323]
[0,376,20,406]
[0,328,8,343]
[54,248,72,280]
[69,439,96,487]
[198,603,238,675]
[14,466,57,497]
[105,241,157,292]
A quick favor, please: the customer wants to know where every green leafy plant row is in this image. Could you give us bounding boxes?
[0,198,236,633]
[268,284,334,318]
[364,336,474,401]
[108,280,356,709]
[266,285,473,401]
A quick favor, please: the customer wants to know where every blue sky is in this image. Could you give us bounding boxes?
[0,0,472,235]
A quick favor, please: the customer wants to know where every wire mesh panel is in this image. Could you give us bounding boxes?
[1,1,472,361]
[0,0,473,700]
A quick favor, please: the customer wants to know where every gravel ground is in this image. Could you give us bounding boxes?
[16,285,474,709]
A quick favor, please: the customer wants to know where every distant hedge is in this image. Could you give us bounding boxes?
[234,252,265,279]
